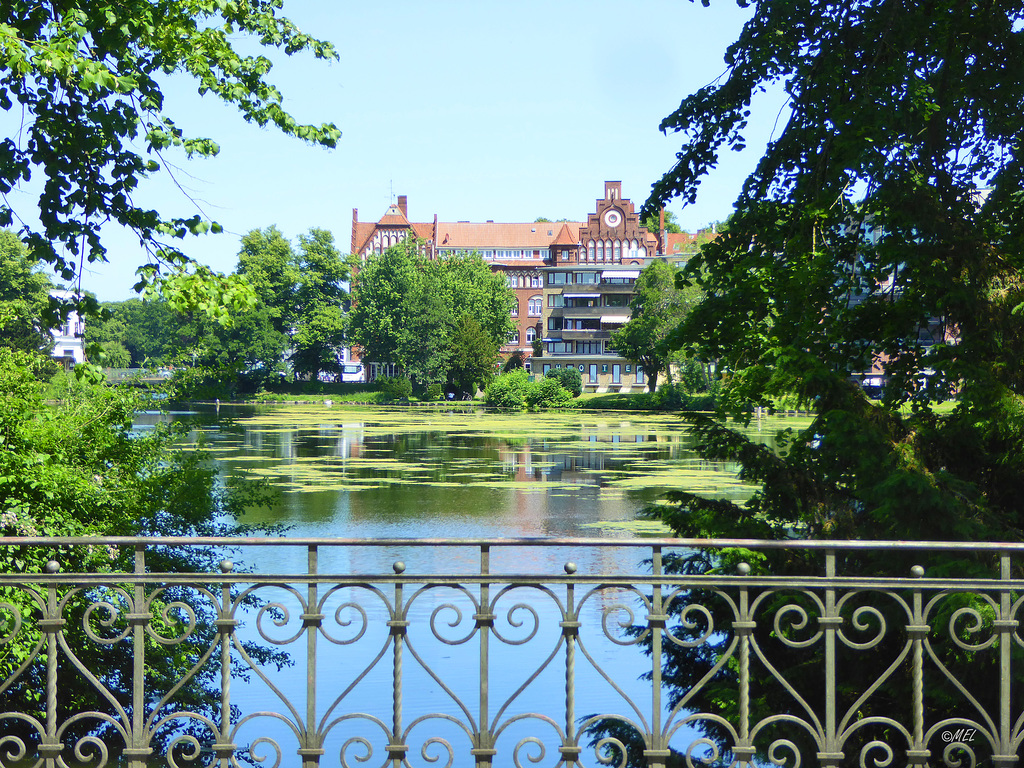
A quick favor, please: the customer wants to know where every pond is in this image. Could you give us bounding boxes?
[142,404,811,765]
[158,404,807,542]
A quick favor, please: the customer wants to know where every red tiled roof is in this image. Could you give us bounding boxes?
[434,222,583,249]
[551,222,579,246]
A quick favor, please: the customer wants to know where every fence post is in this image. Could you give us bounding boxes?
[732,561,756,767]
[560,561,581,765]
[38,560,64,768]
[645,545,670,767]
[213,559,238,767]
[472,544,496,767]
[993,552,1018,767]
[387,559,409,767]
[124,545,152,768]
[817,550,843,767]
[298,545,323,767]
[906,563,930,766]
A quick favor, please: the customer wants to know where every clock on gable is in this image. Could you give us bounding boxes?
[603,209,622,228]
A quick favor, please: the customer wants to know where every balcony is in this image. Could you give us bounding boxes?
[0,536,1018,767]
[560,329,611,340]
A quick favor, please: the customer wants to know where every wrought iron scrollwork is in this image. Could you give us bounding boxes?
[0,538,1023,767]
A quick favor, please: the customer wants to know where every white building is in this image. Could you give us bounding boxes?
[49,290,86,366]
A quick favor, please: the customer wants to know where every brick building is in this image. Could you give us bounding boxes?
[350,182,660,386]
[351,198,585,363]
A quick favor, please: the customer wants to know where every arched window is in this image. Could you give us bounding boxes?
[613,241,621,261]
[510,301,519,317]
[597,242,604,261]
[518,275,525,288]
[588,240,595,261]
[526,327,536,343]
[528,296,542,316]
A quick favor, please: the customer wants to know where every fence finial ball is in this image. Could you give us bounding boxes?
[393,561,406,574]
[44,560,60,574]
[911,565,926,578]
[736,562,751,576]
[219,560,234,573]
[564,562,577,574]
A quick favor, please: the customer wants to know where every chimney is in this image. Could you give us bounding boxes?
[659,207,666,256]
[397,195,408,218]
[351,208,359,254]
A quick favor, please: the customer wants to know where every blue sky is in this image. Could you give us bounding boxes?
[10,0,783,300]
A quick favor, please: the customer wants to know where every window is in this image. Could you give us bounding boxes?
[527,296,542,316]
[574,272,598,284]
[612,364,621,383]
[576,341,602,354]
[548,317,560,330]
[547,272,567,285]
[507,276,516,288]
[526,327,536,343]
[636,367,645,384]
[588,240,595,261]
[548,294,564,307]
[547,341,572,354]
[509,330,520,344]
[531,275,542,288]
[597,242,604,261]
[613,241,621,261]
[510,302,519,317]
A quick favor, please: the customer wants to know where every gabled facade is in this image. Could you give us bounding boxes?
[538,182,657,390]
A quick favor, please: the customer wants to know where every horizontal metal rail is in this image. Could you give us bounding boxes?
[0,537,1019,767]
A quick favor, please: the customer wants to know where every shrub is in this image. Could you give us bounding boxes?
[484,369,529,408]
[425,382,443,401]
[545,366,582,397]
[378,375,412,400]
[525,377,573,408]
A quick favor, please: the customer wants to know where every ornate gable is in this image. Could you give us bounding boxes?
[577,181,653,264]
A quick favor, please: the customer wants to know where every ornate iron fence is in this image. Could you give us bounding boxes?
[0,537,1022,767]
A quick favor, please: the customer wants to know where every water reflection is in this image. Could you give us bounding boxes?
[150,404,809,541]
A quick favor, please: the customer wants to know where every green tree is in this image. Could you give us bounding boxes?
[348,241,422,370]
[641,209,682,234]
[0,0,339,308]
[97,340,130,368]
[236,227,301,337]
[610,259,697,392]
[349,243,514,391]
[85,298,176,367]
[0,347,281,751]
[290,228,349,380]
[591,0,1024,763]
[448,315,500,398]
[0,231,53,354]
